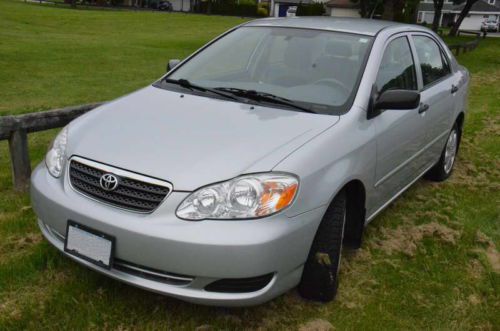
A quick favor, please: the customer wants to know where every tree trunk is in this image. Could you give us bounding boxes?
[393,0,405,22]
[359,0,368,18]
[432,0,444,32]
[382,0,395,20]
[449,0,478,36]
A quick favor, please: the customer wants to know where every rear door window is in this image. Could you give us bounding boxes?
[412,35,451,87]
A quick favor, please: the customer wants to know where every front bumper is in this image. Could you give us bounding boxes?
[31,164,325,306]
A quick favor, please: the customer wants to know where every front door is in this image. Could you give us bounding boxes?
[372,35,427,210]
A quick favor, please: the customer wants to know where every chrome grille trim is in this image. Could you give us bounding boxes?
[113,259,194,285]
[44,223,66,242]
[68,156,172,213]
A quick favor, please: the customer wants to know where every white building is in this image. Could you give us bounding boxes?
[325,0,360,18]
[417,0,500,30]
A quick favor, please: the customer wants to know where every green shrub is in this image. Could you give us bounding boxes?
[239,0,256,5]
[202,0,260,17]
[257,2,269,10]
[257,7,268,16]
[296,3,325,16]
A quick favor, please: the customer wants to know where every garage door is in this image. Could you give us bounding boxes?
[460,15,484,30]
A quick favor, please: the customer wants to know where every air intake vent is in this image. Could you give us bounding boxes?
[69,159,171,213]
[204,273,274,293]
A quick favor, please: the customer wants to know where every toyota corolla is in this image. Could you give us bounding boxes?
[31,17,469,306]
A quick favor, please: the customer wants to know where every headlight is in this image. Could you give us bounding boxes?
[45,126,68,178]
[176,173,299,220]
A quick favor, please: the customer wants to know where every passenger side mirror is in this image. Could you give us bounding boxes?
[167,59,181,72]
[368,89,420,119]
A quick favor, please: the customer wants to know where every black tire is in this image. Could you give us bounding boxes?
[298,191,346,302]
[425,123,461,182]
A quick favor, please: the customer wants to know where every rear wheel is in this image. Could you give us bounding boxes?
[425,123,461,181]
[298,191,346,302]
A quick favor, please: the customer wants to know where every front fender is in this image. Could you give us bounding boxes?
[274,107,376,218]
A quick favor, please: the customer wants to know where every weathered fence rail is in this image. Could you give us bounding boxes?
[448,30,485,56]
[0,102,103,191]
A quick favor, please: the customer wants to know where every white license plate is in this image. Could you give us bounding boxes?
[64,221,114,269]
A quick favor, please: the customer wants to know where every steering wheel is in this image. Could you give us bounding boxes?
[313,78,350,95]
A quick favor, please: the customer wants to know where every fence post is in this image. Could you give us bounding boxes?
[8,129,32,192]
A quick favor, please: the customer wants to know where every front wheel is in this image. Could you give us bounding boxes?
[298,191,346,302]
[425,123,461,181]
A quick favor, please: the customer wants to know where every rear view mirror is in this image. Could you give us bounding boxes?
[167,59,181,72]
[368,89,420,119]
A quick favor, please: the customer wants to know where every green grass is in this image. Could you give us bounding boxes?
[1,1,499,329]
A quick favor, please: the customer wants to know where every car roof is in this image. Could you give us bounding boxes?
[244,17,426,37]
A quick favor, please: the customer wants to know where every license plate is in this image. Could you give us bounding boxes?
[64,221,115,269]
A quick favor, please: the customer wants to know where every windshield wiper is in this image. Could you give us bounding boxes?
[215,87,316,113]
[162,78,243,102]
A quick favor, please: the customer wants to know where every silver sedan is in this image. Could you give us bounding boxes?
[31,17,469,306]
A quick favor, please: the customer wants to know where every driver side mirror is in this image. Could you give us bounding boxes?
[368,89,420,119]
[167,59,181,72]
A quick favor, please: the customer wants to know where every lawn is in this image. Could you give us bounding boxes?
[0,0,499,329]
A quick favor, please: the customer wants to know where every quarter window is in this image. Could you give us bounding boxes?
[375,37,417,93]
[413,36,451,86]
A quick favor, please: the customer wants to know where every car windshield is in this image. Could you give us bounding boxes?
[158,27,373,114]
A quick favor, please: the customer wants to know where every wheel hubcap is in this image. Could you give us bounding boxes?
[444,129,457,174]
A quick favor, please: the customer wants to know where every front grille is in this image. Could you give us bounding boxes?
[69,159,171,213]
[204,273,274,293]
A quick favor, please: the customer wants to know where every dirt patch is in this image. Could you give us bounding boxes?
[0,269,71,323]
[448,113,500,193]
[298,319,334,331]
[371,222,461,257]
[472,69,500,86]
[468,294,481,306]
[336,248,377,310]
[0,211,19,223]
[0,232,42,260]
[467,259,485,279]
[475,231,500,273]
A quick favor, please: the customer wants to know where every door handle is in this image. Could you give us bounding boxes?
[418,103,429,114]
[451,84,459,94]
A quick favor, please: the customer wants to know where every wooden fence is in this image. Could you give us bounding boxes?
[448,30,486,56]
[0,103,103,192]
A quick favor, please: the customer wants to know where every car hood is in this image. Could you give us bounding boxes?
[68,86,339,191]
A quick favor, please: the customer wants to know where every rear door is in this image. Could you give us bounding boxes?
[372,34,427,206]
[411,34,457,167]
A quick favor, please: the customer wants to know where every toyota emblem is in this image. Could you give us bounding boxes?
[100,173,119,191]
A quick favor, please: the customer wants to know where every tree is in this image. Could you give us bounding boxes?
[432,0,444,32]
[356,0,419,22]
[381,0,395,20]
[381,0,406,22]
[449,0,479,36]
